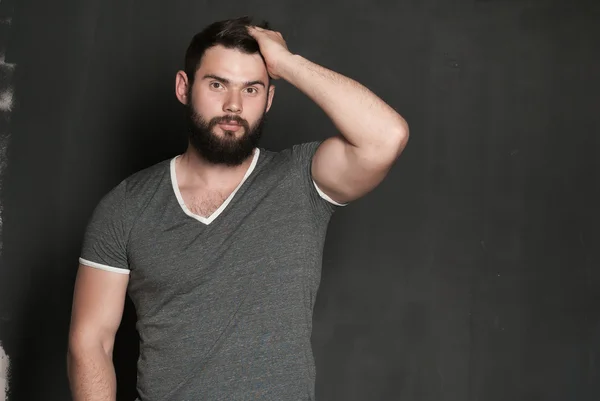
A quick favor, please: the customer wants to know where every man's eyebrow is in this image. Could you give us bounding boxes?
[203,74,230,84]
[244,80,266,88]
[202,74,266,88]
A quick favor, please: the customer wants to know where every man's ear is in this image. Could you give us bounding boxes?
[266,84,275,113]
[175,71,190,105]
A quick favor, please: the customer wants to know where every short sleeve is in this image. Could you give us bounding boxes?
[291,141,347,219]
[79,180,130,274]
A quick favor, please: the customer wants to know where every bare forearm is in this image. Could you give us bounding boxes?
[277,54,408,153]
[67,347,116,401]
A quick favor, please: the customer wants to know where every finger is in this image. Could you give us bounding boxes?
[247,26,261,36]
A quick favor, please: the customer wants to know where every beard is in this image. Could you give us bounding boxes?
[185,98,267,166]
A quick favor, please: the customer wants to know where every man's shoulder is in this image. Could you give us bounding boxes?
[259,141,322,165]
[123,157,172,189]
[98,157,172,206]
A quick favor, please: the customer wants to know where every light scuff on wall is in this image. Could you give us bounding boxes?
[0,346,8,401]
[0,1,16,399]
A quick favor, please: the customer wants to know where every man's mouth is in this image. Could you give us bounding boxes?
[218,121,242,131]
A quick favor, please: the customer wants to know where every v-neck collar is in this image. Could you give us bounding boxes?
[170,149,260,225]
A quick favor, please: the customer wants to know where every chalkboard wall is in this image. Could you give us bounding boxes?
[0,0,599,400]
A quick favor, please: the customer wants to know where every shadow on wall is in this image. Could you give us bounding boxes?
[106,75,188,401]
[91,79,187,401]
[113,297,140,401]
[79,82,189,400]
[0,56,186,400]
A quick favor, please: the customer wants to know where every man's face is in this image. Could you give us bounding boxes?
[178,45,274,166]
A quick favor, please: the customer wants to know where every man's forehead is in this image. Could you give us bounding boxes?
[198,45,268,82]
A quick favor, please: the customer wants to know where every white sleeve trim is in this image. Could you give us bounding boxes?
[79,257,130,275]
[313,180,348,206]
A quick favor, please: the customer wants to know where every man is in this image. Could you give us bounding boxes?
[67,16,408,401]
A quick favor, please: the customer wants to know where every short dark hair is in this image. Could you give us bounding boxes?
[184,16,270,85]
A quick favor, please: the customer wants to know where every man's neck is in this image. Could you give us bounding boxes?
[176,146,256,190]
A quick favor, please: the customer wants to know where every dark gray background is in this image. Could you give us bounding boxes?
[1,0,599,400]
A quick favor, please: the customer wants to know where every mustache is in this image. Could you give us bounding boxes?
[210,115,249,128]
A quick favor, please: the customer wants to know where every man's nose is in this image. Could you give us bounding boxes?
[223,92,242,114]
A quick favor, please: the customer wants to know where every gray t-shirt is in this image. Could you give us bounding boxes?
[79,141,342,401]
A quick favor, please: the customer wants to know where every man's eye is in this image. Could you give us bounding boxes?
[210,82,222,89]
[245,87,257,94]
